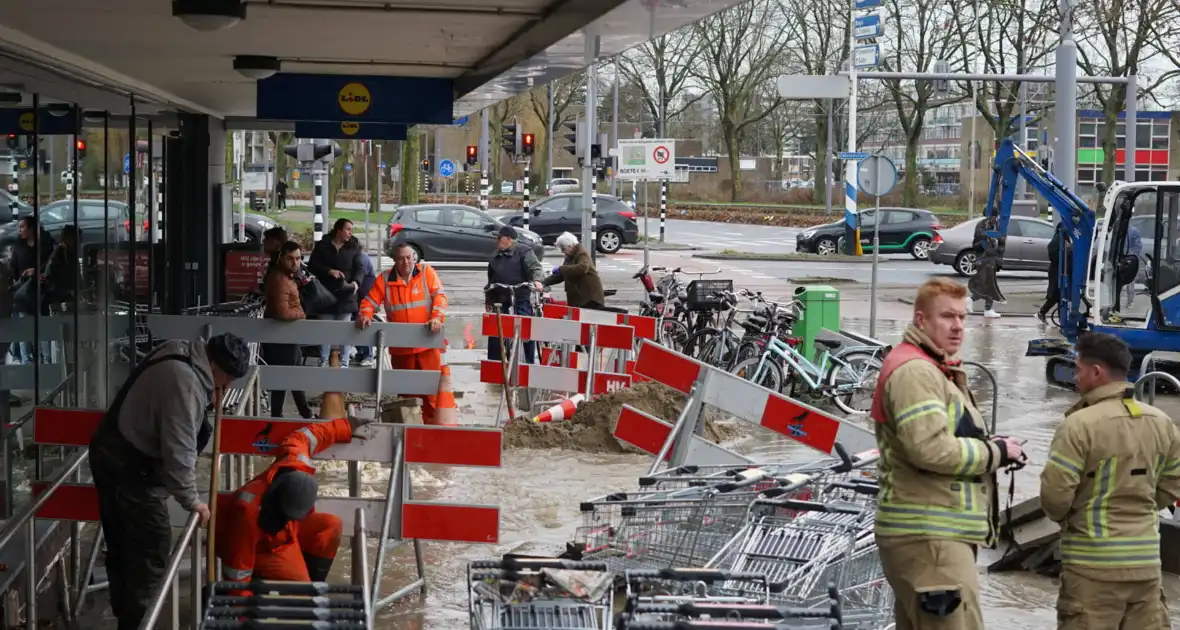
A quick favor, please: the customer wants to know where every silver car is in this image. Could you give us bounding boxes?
[547,177,580,196]
[929,216,1057,276]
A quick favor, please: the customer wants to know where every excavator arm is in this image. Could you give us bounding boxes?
[983,139,1098,340]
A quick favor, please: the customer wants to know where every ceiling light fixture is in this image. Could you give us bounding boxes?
[82,110,108,123]
[172,0,247,32]
[0,93,23,105]
[233,55,282,80]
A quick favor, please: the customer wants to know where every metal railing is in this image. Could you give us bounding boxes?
[138,512,202,630]
[0,449,89,630]
[1134,370,1180,406]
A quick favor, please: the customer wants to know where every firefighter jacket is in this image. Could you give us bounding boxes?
[215,417,353,582]
[359,263,447,355]
[1040,381,1180,581]
[871,325,1005,547]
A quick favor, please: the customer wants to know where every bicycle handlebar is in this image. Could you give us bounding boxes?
[484,282,536,292]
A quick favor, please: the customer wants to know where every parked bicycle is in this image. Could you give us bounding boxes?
[731,323,883,415]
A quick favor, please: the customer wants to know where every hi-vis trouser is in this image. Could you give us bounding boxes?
[1056,569,1166,630]
[390,349,457,425]
[877,536,983,630]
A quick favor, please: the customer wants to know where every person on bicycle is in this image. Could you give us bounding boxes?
[543,232,605,310]
[486,225,543,364]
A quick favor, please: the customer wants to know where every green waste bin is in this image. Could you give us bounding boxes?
[792,285,841,362]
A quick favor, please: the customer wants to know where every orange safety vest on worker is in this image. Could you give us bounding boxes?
[358,263,457,424]
[215,417,353,584]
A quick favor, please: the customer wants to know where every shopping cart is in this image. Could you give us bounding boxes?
[468,557,615,630]
[617,582,843,630]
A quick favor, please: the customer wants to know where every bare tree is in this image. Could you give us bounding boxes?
[529,71,584,180]
[880,0,967,204]
[1074,0,1180,183]
[693,0,792,200]
[617,32,704,133]
[945,0,1058,144]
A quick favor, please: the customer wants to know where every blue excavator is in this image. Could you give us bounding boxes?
[980,138,1180,388]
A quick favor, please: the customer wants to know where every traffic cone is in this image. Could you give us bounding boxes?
[533,394,585,423]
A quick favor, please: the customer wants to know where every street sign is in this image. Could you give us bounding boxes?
[615,139,677,181]
[123,153,131,174]
[439,159,456,178]
[854,44,880,69]
[454,116,470,126]
[380,161,386,169]
[292,170,301,180]
[854,13,882,39]
[854,0,881,8]
[344,163,352,172]
[776,75,850,99]
[499,181,512,194]
[857,155,898,197]
[839,152,870,160]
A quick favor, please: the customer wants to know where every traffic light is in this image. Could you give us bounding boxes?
[466,145,477,166]
[562,120,584,156]
[74,139,86,161]
[420,159,430,173]
[501,120,521,157]
[522,133,535,157]
[6,134,17,151]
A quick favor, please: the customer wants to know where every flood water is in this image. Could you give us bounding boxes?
[304,316,1180,628]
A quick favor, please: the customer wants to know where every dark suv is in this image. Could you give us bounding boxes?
[502,193,640,254]
[795,207,941,260]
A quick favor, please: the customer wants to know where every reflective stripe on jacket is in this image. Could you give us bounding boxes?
[1040,381,1180,580]
[215,417,353,583]
[871,326,1003,546]
[358,263,446,354]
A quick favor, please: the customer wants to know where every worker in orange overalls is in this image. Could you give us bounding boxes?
[215,415,370,582]
[356,242,456,425]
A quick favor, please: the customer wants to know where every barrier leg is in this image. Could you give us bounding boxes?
[25,519,35,630]
[370,441,403,605]
[72,525,103,614]
[405,468,427,596]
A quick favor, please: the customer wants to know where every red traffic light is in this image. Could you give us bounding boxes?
[522,133,534,146]
[75,139,86,151]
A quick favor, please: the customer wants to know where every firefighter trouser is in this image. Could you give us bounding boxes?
[253,512,344,582]
[389,349,457,425]
[1056,568,1166,630]
[877,535,983,630]
[91,450,171,630]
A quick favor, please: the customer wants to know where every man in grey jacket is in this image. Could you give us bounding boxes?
[90,333,249,630]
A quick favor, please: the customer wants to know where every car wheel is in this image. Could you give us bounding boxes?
[409,244,424,264]
[815,236,838,256]
[597,229,623,254]
[909,236,932,260]
[954,250,980,277]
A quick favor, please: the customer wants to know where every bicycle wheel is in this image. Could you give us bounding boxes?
[659,318,691,351]
[731,357,784,392]
[683,329,718,361]
[825,351,883,415]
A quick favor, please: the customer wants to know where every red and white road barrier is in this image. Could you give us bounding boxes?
[613,405,753,466]
[533,394,584,423]
[619,340,877,460]
[479,361,630,396]
[32,408,503,544]
[479,313,635,402]
[541,304,658,341]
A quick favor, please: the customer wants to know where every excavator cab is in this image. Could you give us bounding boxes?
[1087,183,1180,358]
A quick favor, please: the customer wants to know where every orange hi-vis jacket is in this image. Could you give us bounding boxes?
[359,262,447,354]
[215,417,353,582]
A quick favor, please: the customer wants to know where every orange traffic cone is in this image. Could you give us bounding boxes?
[532,394,585,423]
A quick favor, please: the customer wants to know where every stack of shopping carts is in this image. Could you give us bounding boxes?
[470,445,891,630]
[202,580,371,630]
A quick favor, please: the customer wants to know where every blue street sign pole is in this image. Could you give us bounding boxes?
[123,153,131,175]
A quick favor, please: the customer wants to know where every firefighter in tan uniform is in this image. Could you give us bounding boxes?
[872,278,1026,629]
[1040,331,1180,630]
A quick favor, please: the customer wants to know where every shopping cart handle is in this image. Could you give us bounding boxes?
[626,568,769,584]
[628,601,843,620]
[828,479,879,496]
[468,558,610,572]
[768,499,864,514]
[831,442,854,473]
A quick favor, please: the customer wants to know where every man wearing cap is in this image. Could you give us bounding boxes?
[215,414,371,584]
[90,333,250,630]
[485,224,543,365]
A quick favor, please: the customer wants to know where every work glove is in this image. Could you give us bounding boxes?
[347,415,374,438]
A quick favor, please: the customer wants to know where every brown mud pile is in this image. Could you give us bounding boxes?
[503,382,740,453]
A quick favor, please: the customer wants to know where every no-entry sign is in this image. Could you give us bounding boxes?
[615,139,676,181]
